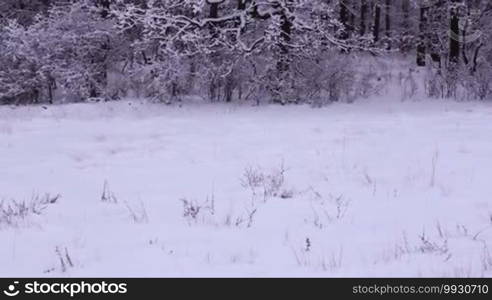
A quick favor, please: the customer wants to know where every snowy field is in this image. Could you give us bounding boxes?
[1,99,492,277]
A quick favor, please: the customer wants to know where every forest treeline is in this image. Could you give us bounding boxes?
[0,0,491,105]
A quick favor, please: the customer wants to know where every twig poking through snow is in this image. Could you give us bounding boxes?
[101,180,118,204]
[55,246,74,273]
[430,150,439,188]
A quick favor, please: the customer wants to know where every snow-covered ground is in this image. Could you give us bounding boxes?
[1,99,492,277]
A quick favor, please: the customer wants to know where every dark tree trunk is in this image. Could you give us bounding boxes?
[402,0,410,26]
[471,43,483,74]
[385,0,391,49]
[207,0,222,102]
[400,0,410,50]
[272,1,294,104]
[348,1,355,35]
[446,1,460,98]
[339,0,349,40]
[280,14,292,46]
[208,0,224,39]
[360,0,367,36]
[278,7,292,72]
[449,6,460,64]
[461,3,471,65]
[416,6,428,66]
[224,76,234,103]
[209,2,219,18]
[86,0,112,100]
[373,2,381,43]
[48,81,53,104]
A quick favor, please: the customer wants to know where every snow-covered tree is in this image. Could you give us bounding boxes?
[1,0,491,104]
[1,1,125,103]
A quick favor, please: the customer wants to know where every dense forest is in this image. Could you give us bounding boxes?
[0,0,491,105]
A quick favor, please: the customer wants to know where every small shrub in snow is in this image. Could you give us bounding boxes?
[291,239,343,272]
[240,166,264,198]
[180,198,214,225]
[224,214,244,228]
[0,193,60,228]
[263,164,287,198]
[306,189,350,229]
[225,207,258,229]
[240,162,288,203]
[181,198,202,220]
[179,192,259,228]
[418,231,448,255]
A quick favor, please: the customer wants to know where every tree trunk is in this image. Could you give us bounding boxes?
[348,1,355,36]
[339,0,349,40]
[360,0,367,36]
[209,2,219,18]
[385,0,391,49]
[416,6,428,66]
[208,0,222,102]
[373,2,381,43]
[400,0,410,52]
[278,6,292,72]
[449,5,460,64]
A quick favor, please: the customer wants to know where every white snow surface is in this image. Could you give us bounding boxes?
[1,99,492,277]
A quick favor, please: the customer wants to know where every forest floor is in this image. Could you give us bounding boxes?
[1,98,492,277]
